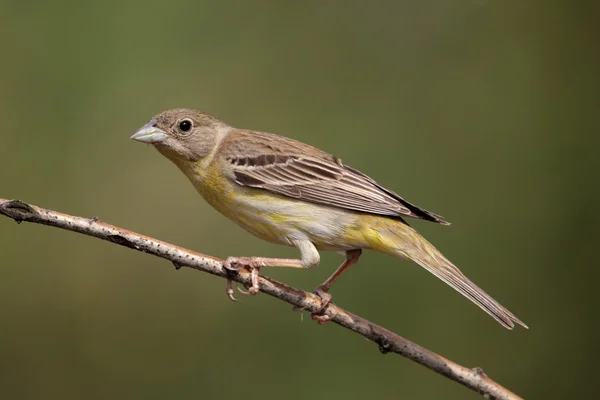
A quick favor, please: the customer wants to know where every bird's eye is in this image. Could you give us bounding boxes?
[179,119,193,133]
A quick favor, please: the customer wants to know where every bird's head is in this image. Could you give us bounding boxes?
[131,109,229,163]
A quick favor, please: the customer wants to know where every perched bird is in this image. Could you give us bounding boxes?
[131,109,527,329]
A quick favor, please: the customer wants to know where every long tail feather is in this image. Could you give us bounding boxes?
[386,223,528,329]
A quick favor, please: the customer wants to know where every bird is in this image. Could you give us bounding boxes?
[131,108,527,329]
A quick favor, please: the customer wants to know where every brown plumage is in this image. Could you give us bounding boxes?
[219,130,449,224]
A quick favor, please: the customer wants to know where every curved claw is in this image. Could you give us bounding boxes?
[237,286,253,296]
[237,283,260,296]
[226,280,237,302]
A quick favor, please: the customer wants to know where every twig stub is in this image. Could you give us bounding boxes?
[0,199,37,223]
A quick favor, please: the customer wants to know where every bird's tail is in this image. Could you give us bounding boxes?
[372,219,528,329]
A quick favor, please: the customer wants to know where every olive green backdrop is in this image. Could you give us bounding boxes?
[1,1,598,399]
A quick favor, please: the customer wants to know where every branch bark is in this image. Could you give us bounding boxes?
[0,198,522,400]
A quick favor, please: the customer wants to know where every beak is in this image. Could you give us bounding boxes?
[131,120,167,144]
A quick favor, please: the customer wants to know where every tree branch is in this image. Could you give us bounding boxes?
[0,198,522,400]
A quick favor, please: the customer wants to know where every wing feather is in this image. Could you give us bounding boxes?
[223,130,449,224]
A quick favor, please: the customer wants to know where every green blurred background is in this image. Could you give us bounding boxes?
[1,1,598,399]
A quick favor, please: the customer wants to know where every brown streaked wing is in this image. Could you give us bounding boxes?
[221,130,449,224]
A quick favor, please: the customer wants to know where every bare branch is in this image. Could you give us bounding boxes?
[0,198,522,400]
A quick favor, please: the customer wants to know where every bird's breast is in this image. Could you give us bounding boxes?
[192,165,364,250]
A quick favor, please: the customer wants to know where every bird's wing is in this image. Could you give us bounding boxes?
[219,130,449,225]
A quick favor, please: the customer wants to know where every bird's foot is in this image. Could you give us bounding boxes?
[310,285,333,324]
[223,256,266,271]
[223,257,262,298]
[237,267,260,296]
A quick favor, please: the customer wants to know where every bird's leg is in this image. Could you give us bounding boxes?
[224,256,305,271]
[311,249,362,324]
[223,240,321,299]
[223,256,306,297]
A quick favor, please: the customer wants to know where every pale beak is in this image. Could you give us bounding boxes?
[131,120,167,144]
